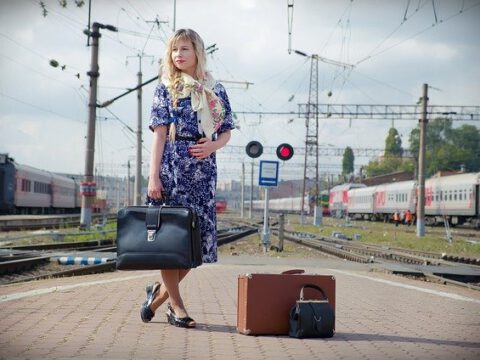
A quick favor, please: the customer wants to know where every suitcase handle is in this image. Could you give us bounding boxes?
[281,269,305,275]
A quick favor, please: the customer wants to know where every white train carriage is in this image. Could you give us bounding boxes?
[329,183,365,218]
[424,172,480,226]
[250,196,309,214]
[14,164,52,213]
[373,180,416,220]
[269,196,309,213]
[51,173,76,210]
[347,186,376,220]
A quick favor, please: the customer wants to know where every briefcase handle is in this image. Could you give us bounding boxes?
[281,269,305,275]
[146,192,169,205]
[299,284,329,302]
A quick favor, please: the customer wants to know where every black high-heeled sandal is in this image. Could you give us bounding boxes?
[140,282,161,323]
[166,303,196,328]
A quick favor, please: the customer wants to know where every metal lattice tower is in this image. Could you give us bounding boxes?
[300,56,319,220]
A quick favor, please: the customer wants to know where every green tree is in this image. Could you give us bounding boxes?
[342,147,354,176]
[363,157,414,178]
[385,127,403,157]
[363,126,414,178]
[409,118,480,175]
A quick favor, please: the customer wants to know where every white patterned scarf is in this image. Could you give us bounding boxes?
[162,72,225,139]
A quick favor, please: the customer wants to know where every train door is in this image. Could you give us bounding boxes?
[0,163,15,212]
[475,183,480,228]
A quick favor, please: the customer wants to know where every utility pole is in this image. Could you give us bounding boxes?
[297,53,320,225]
[135,55,143,205]
[125,53,154,205]
[294,50,353,225]
[173,0,177,31]
[127,160,131,206]
[80,22,117,229]
[416,83,428,237]
[287,0,294,54]
[249,159,254,219]
[241,162,245,218]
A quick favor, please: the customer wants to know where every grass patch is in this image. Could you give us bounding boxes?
[0,220,117,247]
[288,216,480,257]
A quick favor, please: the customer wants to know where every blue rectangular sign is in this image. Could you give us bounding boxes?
[259,160,279,187]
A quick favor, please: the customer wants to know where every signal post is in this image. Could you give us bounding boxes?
[245,141,294,252]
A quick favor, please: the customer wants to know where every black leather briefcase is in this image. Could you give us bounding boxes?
[116,205,203,270]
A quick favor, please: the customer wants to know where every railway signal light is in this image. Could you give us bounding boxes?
[276,143,294,161]
[245,141,263,158]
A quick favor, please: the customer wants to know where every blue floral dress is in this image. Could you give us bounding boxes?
[148,82,234,263]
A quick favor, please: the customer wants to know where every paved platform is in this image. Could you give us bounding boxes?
[1,255,480,360]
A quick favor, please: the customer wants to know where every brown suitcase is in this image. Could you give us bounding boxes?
[237,269,335,335]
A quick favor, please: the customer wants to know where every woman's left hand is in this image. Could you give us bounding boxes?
[189,137,216,159]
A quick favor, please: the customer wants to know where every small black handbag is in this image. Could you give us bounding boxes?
[289,284,335,338]
[116,205,202,270]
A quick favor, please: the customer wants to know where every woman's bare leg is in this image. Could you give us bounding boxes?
[150,269,190,312]
[160,269,194,323]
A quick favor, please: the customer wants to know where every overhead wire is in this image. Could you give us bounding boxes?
[141,0,160,15]
[320,0,355,54]
[0,53,84,89]
[124,0,148,23]
[355,0,480,66]
[352,70,417,99]
[102,107,151,154]
[0,91,84,123]
[256,57,311,111]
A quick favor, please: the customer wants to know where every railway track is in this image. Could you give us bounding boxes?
[0,225,258,285]
[278,229,480,290]
[0,214,115,231]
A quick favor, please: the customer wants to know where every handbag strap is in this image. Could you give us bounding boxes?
[300,284,328,301]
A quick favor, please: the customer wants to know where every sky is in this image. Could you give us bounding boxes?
[1,0,479,183]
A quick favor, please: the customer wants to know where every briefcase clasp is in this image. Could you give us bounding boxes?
[147,229,156,242]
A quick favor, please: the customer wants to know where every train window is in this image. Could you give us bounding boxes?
[454,190,457,201]
[22,179,31,192]
[449,191,452,201]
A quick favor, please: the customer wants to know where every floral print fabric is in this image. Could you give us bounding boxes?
[148,82,234,263]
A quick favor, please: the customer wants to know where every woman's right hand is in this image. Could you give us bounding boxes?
[148,176,164,200]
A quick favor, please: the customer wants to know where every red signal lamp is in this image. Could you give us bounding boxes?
[276,143,294,161]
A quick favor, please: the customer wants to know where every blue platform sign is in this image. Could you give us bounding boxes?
[259,160,279,187]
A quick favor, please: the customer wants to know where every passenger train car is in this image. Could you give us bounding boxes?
[329,183,366,218]
[246,172,480,228]
[347,172,480,227]
[348,180,416,220]
[250,196,310,214]
[0,154,80,214]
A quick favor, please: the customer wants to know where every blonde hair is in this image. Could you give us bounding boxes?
[161,29,207,142]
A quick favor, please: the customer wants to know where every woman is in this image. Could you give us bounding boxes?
[140,28,234,328]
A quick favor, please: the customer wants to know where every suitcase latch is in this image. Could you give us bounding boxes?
[147,230,156,242]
